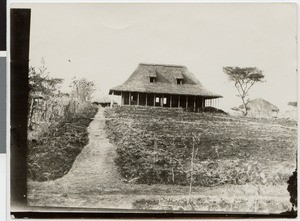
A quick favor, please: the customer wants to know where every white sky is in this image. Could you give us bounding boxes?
[13,3,298,112]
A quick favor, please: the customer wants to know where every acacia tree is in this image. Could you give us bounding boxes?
[223,67,265,116]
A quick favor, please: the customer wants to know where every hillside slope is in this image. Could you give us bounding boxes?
[27,106,297,213]
[105,106,296,187]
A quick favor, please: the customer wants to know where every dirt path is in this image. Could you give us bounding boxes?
[57,107,123,191]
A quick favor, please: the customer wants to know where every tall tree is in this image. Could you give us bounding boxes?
[28,59,64,129]
[223,67,265,116]
[29,59,63,99]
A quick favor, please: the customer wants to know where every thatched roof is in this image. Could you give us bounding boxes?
[92,96,116,104]
[239,98,279,112]
[288,101,297,107]
[109,63,222,98]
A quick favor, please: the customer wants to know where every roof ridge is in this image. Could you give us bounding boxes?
[139,63,186,68]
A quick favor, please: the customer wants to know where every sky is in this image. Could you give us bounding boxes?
[13,3,298,112]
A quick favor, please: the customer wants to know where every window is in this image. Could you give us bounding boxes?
[163,97,167,104]
[150,77,156,83]
[177,79,183,85]
[155,97,160,103]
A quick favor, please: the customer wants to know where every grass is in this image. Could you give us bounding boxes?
[104,106,297,186]
[28,179,292,213]
[27,105,98,181]
[131,195,292,212]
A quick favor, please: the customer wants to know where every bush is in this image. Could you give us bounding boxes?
[28,105,98,181]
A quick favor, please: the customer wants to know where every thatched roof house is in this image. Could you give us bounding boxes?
[239,98,279,117]
[92,96,116,107]
[109,63,222,111]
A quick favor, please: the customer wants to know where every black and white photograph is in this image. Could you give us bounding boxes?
[10,2,297,217]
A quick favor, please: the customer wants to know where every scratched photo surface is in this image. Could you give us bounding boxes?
[12,3,297,214]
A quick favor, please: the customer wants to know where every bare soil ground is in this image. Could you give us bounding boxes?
[28,107,294,213]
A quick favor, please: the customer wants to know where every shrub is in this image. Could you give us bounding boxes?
[28,105,98,181]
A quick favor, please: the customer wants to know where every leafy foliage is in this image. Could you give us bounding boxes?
[28,106,98,181]
[29,59,63,99]
[69,77,96,102]
[27,59,99,181]
[28,60,97,136]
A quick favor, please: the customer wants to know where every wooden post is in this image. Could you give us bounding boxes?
[178,95,180,108]
[189,136,196,202]
[202,98,204,109]
[121,92,124,105]
[28,98,34,126]
[146,94,148,106]
[193,96,196,111]
[129,92,131,105]
[110,92,114,107]
[154,95,156,107]
[137,93,140,106]
[161,94,164,107]
[186,96,188,109]
[170,95,172,108]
